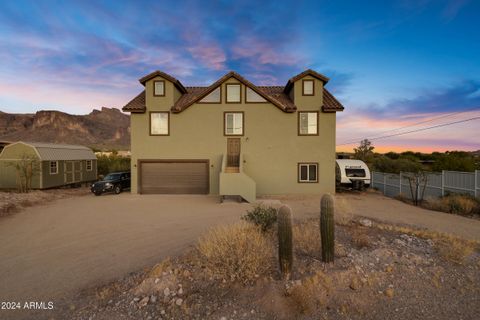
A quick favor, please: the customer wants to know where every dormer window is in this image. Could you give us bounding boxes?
[226,84,241,103]
[154,80,165,96]
[302,79,314,96]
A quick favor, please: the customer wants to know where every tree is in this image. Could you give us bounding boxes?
[7,154,40,193]
[403,171,428,206]
[354,139,375,162]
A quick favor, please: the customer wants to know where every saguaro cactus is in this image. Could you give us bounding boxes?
[320,194,335,262]
[277,205,293,279]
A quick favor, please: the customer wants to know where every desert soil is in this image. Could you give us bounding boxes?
[1,191,480,319]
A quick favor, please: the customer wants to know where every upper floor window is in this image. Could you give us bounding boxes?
[50,161,58,174]
[199,87,221,103]
[226,84,241,103]
[245,87,267,103]
[86,160,93,171]
[150,112,169,135]
[302,79,314,96]
[298,111,318,135]
[224,112,243,135]
[154,80,165,96]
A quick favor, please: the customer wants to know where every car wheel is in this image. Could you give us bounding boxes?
[114,185,122,194]
[94,191,102,196]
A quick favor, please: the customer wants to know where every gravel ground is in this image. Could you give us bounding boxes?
[39,217,480,320]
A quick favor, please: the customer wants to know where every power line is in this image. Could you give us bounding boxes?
[339,106,480,145]
[337,116,480,146]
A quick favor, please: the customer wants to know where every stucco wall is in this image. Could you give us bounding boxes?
[130,75,336,195]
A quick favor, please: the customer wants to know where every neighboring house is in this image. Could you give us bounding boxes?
[0,142,97,189]
[122,69,344,202]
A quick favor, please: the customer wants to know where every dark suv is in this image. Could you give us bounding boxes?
[91,171,130,196]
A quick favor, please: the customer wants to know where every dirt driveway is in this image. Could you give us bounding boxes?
[1,191,479,316]
[0,194,249,304]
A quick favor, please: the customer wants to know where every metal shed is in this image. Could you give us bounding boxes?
[0,141,97,189]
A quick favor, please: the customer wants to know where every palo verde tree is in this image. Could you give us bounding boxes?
[353,139,375,163]
[7,154,41,193]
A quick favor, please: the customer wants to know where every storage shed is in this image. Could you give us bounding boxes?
[0,141,97,189]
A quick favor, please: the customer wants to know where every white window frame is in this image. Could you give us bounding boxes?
[50,161,58,175]
[153,80,165,96]
[298,111,318,135]
[86,160,93,171]
[298,163,318,183]
[224,112,244,136]
[150,112,169,135]
[226,84,241,103]
[302,79,314,96]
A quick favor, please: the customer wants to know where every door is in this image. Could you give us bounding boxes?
[139,160,209,194]
[227,138,241,167]
[64,161,74,183]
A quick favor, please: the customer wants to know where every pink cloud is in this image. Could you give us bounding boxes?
[186,43,226,71]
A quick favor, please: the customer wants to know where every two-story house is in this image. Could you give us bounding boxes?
[122,69,344,202]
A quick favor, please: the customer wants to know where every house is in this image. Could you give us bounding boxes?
[0,141,97,189]
[122,69,344,202]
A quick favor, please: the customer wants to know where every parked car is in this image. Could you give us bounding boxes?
[91,171,130,196]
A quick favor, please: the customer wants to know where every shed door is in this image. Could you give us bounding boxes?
[140,161,209,194]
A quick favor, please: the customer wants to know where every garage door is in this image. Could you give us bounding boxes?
[139,160,209,194]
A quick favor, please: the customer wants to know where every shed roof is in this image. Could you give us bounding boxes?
[4,142,96,161]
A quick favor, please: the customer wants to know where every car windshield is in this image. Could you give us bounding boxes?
[103,173,122,181]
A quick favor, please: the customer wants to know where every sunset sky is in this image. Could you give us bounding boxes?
[0,0,479,153]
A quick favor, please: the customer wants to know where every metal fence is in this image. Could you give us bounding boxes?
[372,170,480,200]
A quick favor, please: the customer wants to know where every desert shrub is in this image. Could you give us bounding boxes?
[293,221,321,257]
[242,205,277,232]
[335,198,354,225]
[289,271,332,314]
[435,239,476,264]
[197,222,273,283]
[352,230,371,249]
[96,155,130,177]
[424,194,479,216]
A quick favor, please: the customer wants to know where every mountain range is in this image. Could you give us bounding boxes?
[0,108,130,150]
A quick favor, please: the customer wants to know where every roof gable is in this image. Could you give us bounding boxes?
[172,71,295,113]
[138,70,187,94]
[284,69,330,93]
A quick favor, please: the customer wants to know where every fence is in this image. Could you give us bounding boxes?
[371,170,480,200]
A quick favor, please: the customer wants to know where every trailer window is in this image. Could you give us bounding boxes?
[345,168,366,177]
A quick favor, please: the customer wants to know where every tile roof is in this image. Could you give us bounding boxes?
[122,70,344,113]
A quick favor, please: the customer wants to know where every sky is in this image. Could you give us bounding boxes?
[0,0,479,153]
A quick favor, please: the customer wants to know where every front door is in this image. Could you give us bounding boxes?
[227,138,241,167]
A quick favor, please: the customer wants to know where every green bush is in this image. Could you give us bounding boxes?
[96,155,130,177]
[242,205,277,232]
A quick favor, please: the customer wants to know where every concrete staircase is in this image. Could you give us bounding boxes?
[219,154,256,203]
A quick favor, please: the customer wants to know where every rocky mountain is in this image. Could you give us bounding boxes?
[0,108,130,150]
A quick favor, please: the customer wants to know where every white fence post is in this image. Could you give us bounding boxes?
[383,173,387,195]
[399,172,402,195]
[441,170,445,197]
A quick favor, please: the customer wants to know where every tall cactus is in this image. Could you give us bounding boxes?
[277,205,293,279]
[320,194,335,262]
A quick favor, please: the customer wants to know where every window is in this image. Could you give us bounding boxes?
[298,163,318,183]
[153,80,165,96]
[86,160,93,171]
[226,84,241,103]
[302,79,314,96]
[345,168,366,177]
[199,87,221,103]
[150,112,169,135]
[50,161,58,174]
[298,111,318,135]
[224,112,244,135]
[245,87,267,103]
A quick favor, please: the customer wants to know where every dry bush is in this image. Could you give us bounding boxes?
[197,222,273,284]
[435,238,476,264]
[293,221,321,257]
[148,258,172,278]
[352,230,371,249]
[335,197,354,225]
[424,194,479,216]
[289,271,332,314]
